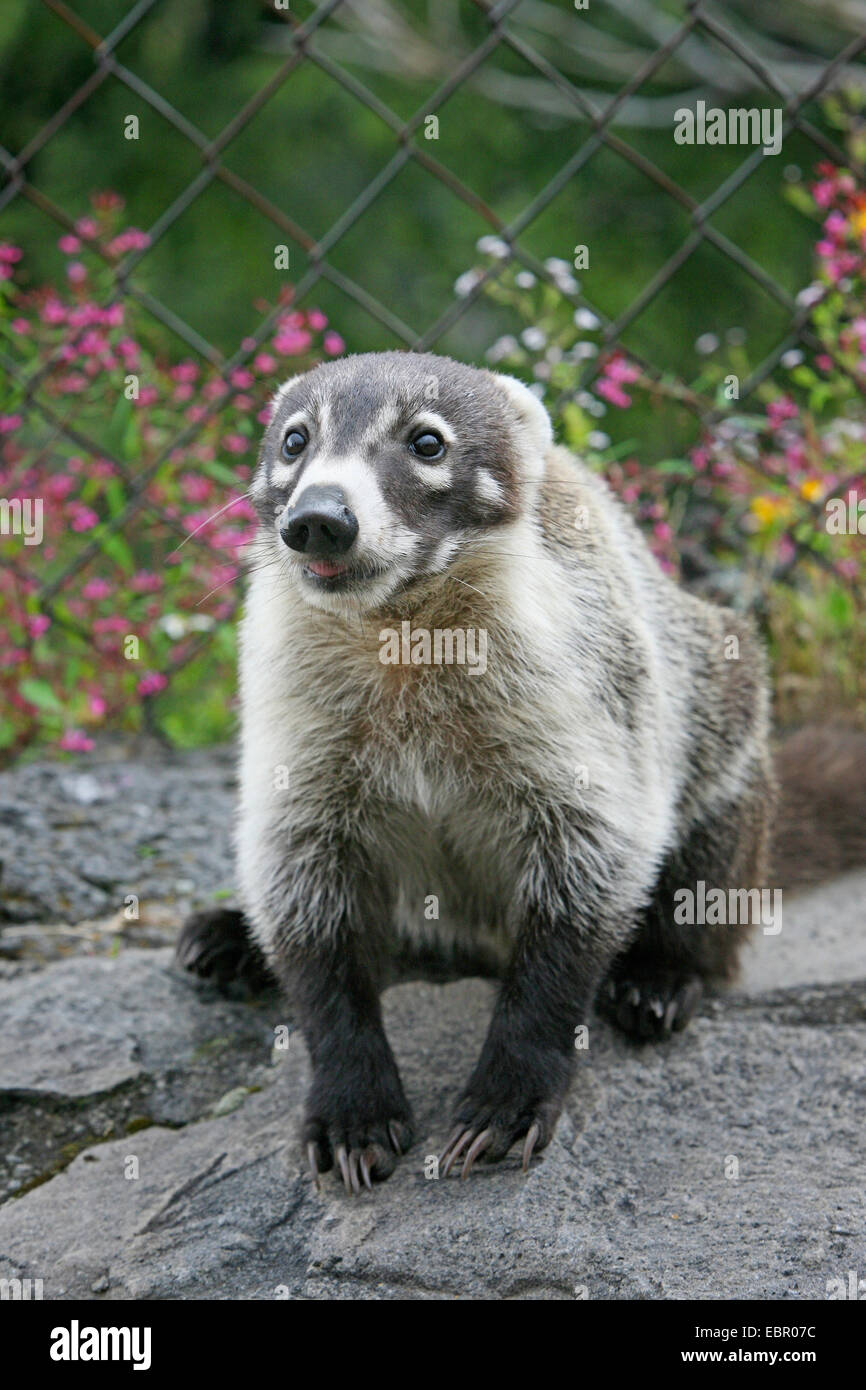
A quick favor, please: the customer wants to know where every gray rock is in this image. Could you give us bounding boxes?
[0,918,864,1299]
[0,743,236,924]
[1,745,863,1299]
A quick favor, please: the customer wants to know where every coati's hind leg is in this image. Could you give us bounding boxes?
[600,767,774,1042]
[175,908,277,995]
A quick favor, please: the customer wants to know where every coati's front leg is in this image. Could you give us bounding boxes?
[253,837,415,1194]
[440,822,638,1178]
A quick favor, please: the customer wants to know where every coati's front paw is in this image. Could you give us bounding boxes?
[439,1045,572,1179]
[601,971,703,1041]
[303,1065,415,1195]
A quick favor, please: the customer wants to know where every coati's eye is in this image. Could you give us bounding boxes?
[409,429,446,461]
[282,427,308,460]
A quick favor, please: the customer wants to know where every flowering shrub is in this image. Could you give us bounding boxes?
[0,193,345,758]
[470,152,865,721]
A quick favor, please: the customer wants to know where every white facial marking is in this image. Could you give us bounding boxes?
[476,469,504,507]
[359,403,400,451]
[429,535,461,572]
[411,461,452,491]
[410,410,456,447]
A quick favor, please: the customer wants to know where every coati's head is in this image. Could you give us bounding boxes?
[250,351,552,613]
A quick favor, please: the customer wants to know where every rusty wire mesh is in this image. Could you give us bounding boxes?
[1,0,864,745]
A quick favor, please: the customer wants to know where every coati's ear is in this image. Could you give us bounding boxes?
[486,371,553,457]
[270,373,305,415]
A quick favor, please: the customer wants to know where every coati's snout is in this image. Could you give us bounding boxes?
[250,350,554,613]
[279,485,359,582]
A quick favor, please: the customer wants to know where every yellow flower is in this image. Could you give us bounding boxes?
[800,477,823,502]
[751,495,787,525]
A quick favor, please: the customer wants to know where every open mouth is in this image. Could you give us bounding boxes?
[301,557,387,591]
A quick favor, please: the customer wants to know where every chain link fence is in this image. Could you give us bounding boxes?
[1,0,865,757]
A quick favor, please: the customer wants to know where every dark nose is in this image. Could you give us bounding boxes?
[279,486,358,556]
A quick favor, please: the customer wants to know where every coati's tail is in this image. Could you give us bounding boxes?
[770,726,866,891]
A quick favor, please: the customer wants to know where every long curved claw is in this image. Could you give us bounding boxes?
[440,1128,473,1177]
[522,1121,541,1173]
[461,1128,492,1180]
[348,1149,361,1196]
[336,1144,352,1195]
[307,1141,322,1193]
[437,1125,464,1169]
[359,1151,374,1191]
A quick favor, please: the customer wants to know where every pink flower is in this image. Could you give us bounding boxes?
[170,360,199,383]
[0,243,23,263]
[59,730,95,752]
[229,368,254,389]
[323,331,345,356]
[74,216,99,239]
[596,379,631,409]
[253,353,277,374]
[89,694,107,718]
[82,578,113,600]
[766,396,798,430]
[26,614,51,638]
[308,310,328,331]
[70,505,99,532]
[46,474,75,500]
[811,179,836,209]
[130,570,163,593]
[181,473,213,503]
[137,671,168,697]
[222,433,248,454]
[67,262,87,285]
[107,228,151,256]
[603,353,640,385]
[58,234,81,254]
[232,394,253,411]
[273,328,312,356]
[0,414,22,434]
[257,404,273,425]
[41,299,67,325]
[11,318,30,335]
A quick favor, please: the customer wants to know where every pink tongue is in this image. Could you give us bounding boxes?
[307,558,345,578]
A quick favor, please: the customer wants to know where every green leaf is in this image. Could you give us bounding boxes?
[19,678,64,712]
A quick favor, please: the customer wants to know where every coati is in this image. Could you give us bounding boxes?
[176,351,866,1194]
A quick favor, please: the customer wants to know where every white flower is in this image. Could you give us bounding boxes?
[533,361,551,380]
[587,398,607,418]
[188,614,216,632]
[515,270,536,289]
[521,327,547,351]
[574,308,601,330]
[571,341,598,360]
[486,334,519,363]
[587,431,610,450]
[158,614,187,640]
[796,284,824,308]
[544,257,572,277]
[695,333,719,355]
[781,349,803,368]
[455,269,482,298]
[476,235,510,259]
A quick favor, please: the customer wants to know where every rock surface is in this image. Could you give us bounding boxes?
[0,748,864,1299]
